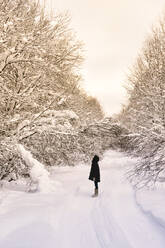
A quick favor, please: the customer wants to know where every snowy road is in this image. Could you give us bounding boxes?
[0,150,165,248]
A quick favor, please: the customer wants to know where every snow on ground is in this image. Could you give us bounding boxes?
[0,150,165,248]
[136,188,165,230]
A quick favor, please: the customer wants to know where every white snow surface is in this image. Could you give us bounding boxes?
[0,150,165,248]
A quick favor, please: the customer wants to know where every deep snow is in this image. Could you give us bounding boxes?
[0,150,165,248]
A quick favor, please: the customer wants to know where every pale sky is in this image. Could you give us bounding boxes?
[45,0,165,116]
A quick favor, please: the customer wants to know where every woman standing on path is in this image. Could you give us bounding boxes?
[89,155,100,197]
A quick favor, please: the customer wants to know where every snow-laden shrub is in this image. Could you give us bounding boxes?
[0,139,28,181]
[21,117,127,167]
[18,144,51,192]
[0,116,126,182]
[126,133,165,188]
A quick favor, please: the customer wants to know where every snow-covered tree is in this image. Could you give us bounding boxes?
[0,0,83,137]
[0,0,104,181]
[118,14,165,187]
[120,16,165,133]
[0,0,104,139]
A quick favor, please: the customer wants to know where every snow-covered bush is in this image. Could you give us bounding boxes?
[0,114,127,182]
[0,138,28,181]
[18,144,51,192]
[21,117,127,167]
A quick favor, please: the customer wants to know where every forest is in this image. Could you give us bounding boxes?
[1,0,165,189]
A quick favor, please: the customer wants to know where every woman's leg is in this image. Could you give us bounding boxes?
[94,181,98,189]
[92,181,99,197]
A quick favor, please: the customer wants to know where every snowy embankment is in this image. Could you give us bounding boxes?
[0,150,165,248]
[136,188,165,230]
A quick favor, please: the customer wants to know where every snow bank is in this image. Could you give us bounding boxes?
[136,188,165,229]
[18,144,52,193]
[123,151,165,230]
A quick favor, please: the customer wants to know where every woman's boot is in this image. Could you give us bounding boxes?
[92,188,98,197]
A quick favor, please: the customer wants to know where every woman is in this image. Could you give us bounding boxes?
[89,155,100,197]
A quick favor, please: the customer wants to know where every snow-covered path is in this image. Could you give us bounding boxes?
[0,150,165,248]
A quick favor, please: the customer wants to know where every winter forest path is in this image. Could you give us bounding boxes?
[0,150,165,248]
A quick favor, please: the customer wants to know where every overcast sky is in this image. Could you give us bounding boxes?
[45,0,165,116]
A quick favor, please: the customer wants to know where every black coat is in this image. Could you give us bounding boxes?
[89,155,100,182]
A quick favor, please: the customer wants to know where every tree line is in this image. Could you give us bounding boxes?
[117,14,165,187]
[0,0,104,181]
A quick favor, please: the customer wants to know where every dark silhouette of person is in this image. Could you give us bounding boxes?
[89,155,100,197]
